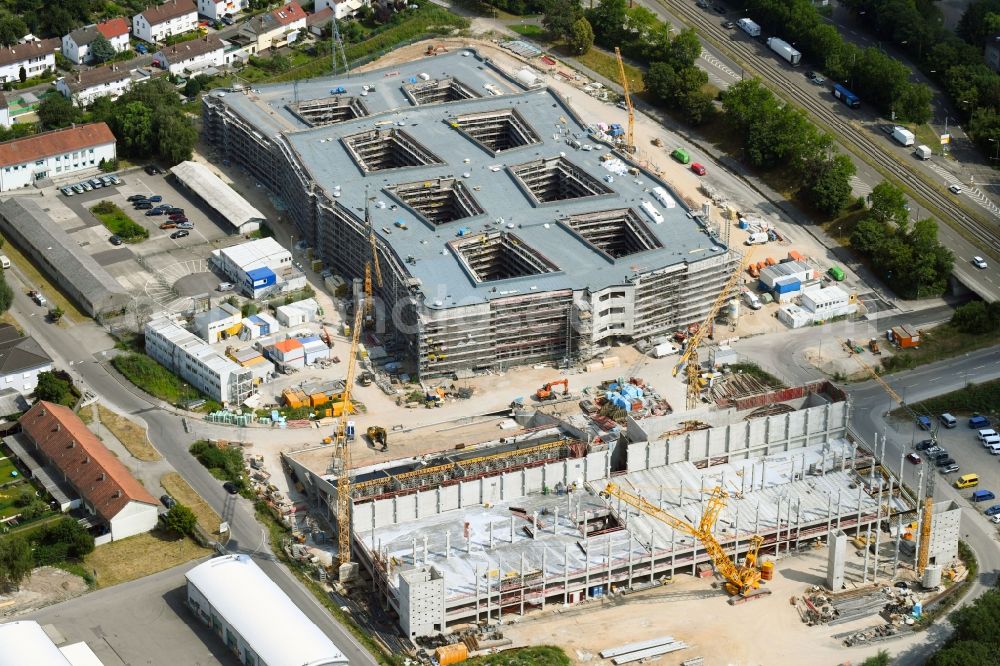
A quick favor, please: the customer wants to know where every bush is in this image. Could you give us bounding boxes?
[91,201,149,242]
[34,370,78,406]
[951,300,1000,335]
[111,353,201,405]
[30,517,94,565]
[163,504,197,536]
[189,440,246,487]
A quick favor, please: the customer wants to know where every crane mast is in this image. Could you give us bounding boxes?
[614,47,635,153]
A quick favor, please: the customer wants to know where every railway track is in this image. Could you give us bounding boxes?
[654,0,1000,255]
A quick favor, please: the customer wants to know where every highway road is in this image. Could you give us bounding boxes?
[3,268,378,665]
[631,0,1000,301]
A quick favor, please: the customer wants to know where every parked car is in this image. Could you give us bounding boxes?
[223,481,239,494]
[146,209,163,216]
[159,222,177,229]
[60,186,74,196]
[806,71,825,85]
[109,235,123,246]
[144,165,164,175]
[168,212,186,220]
[935,457,956,468]
[176,222,194,230]
[108,175,121,185]
[906,453,921,464]
[160,494,176,509]
[80,182,92,191]
[972,256,988,269]
[30,291,46,306]
[127,194,147,202]
[71,184,84,194]
[940,464,960,474]
[100,175,114,186]
[170,230,189,239]
[170,217,189,225]
[134,202,152,210]
[915,439,934,451]
[949,184,963,194]
[691,163,707,176]
[89,178,104,189]
[985,504,1000,516]
[148,195,163,202]
[723,20,735,29]
[165,207,184,215]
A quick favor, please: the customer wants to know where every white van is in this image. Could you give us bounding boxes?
[977,428,998,442]
[743,291,762,310]
[0,255,9,269]
[983,435,1000,450]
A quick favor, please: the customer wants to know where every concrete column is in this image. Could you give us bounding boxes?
[734,510,740,566]
[606,538,613,591]
[584,537,590,592]
[761,461,767,490]
[893,516,902,577]
[532,511,538,539]
[553,507,559,535]
[628,536,634,588]
[863,523,872,584]
[856,483,864,537]
[541,548,547,610]
[836,490,843,531]
[496,557,503,621]
[750,464,756,494]
[786,495,794,555]
[489,521,494,550]
[475,565,481,622]
[873,481,884,582]
[563,544,570,605]
[412,537,417,565]
[826,492,833,534]
[446,531,451,560]
[795,499,802,552]
[510,515,515,543]
[520,552,526,615]
[423,535,429,565]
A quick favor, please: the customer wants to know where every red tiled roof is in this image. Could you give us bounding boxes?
[0,38,58,68]
[20,402,158,523]
[141,0,197,26]
[97,17,130,39]
[0,123,116,168]
[271,1,306,26]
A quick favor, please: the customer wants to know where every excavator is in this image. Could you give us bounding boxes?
[601,482,767,600]
[535,379,569,401]
[367,426,387,451]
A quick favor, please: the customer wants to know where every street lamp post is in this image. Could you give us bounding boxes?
[989,138,1000,162]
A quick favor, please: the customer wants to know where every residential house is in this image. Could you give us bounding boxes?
[61,18,131,65]
[153,35,224,75]
[0,324,53,394]
[0,96,10,129]
[56,65,133,107]
[237,1,307,54]
[0,122,116,191]
[0,38,58,84]
[315,0,367,20]
[307,7,334,36]
[198,0,249,21]
[133,0,198,43]
[16,401,159,542]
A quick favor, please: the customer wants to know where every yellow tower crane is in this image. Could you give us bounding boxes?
[673,250,753,410]
[602,483,765,598]
[614,47,635,153]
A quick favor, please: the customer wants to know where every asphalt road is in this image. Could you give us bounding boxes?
[847,345,1000,663]
[3,266,378,665]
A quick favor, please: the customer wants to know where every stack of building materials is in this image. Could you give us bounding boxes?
[600,636,689,665]
[268,338,305,369]
[276,298,320,327]
[299,335,329,365]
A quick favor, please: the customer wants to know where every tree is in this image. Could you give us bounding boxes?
[18,66,25,83]
[860,651,890,666]
[33,517,94,564]
[112,101,154,156]
[0,536,34,592]
[0,272,11,313]
[34,370,73,405]
[163,504,197,536]
[586,0,628,48]
[0,16,28,48]
[155,112,198,165]
[803,153,855,216]
[183,77,203,98]
[542,0,582,41]
[667,28,701,69]
[89,34,116,64]
[37,93,81,130]
[566,17,594,55]
[951,300,1000,334]
[867,181,909,227]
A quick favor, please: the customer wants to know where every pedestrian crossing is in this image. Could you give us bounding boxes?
[926,163,1000,218]
[849,175,872,197]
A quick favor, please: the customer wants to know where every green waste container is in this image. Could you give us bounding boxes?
[827,266,845,281]
[670,148,690,164]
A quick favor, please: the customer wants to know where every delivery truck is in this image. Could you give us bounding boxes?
[767,37,801,66]
[737,18,761,37]
[914,144,932,160]
[891,126,915,146]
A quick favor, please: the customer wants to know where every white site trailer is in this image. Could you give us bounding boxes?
[767,37,802,65]
[737,18,761,37]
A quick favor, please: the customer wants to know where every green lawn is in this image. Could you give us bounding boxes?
[468,646,571,666]
[575,48,646,94]
[880,324,1000,374]
[111,352,209,406]
[90,201,148,242]
[509,24,547,39]
[891,377,1000,419]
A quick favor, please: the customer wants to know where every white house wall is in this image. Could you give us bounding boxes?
[109,501,158,540]
[1,362,53,394]
[0,141,116,192]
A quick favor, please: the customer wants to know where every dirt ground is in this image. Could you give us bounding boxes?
[502,546,927,666]
[0,566,88,617]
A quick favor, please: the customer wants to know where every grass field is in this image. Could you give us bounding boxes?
[84,529,209,588]
[0,232,86,323]
[891,377,1000,419]
[880,324,1000,374]
[509,24,546,38]
[93,404,161,462]
[575,48,646,94]
[90,201,148,242]
[111,353,200,405]
[468,646,570,665]
[160,472,222,537]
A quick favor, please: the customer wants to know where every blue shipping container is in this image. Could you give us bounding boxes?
[773,277,800,294]
[589,585,605,598]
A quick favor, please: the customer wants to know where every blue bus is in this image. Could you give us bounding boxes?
[833,83,860,109]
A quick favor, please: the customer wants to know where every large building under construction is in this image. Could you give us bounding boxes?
[203,49,737,379]
[283,382,920,638]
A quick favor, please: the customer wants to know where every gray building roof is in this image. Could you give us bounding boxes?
[171,161,265,232]
[67,25,101,47]
[0,324,51,375]
[210,51,727,308]
[0,198,130,317]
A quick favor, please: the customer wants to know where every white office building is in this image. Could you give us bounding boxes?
[799,284,857,319]
[145,316,253,405]
[193,302,242,343]
[185,554,349,666]
[133,0,198,43]
[210,237,304,298]
[0,123,116,192]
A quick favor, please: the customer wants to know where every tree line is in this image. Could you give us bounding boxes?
[37,78,198,166]
[0,518,94,592]
[838,0,1000,158]
[850,181,953,298]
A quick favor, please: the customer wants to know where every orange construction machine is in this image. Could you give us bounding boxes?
[536,379,569,401]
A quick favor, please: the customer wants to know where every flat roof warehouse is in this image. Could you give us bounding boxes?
[212,51,728,308]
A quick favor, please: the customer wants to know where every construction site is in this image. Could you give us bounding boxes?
[275,375,970,661]
[202,48,739,382]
